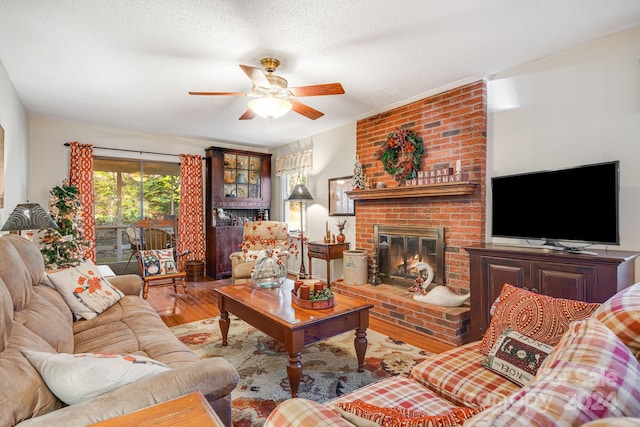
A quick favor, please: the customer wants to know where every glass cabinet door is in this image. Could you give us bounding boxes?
[223,153,262,199]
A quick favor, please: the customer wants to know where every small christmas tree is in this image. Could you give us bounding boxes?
[353,156,365,190]
[40,180,91,269]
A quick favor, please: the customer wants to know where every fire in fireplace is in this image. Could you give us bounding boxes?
[373,225,444,289]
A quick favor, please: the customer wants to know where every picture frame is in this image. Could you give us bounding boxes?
[328,176,355,216]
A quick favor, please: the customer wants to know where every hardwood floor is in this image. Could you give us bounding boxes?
[147,277,452,354]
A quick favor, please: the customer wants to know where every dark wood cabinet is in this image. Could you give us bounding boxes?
[205,147,272,279]
[207,146,271,209]
[465,244,638,343]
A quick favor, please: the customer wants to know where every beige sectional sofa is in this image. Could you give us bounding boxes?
[266,281,640,426]
[0,234,239,426]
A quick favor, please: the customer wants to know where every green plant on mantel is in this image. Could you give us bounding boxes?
[40,180,91,269]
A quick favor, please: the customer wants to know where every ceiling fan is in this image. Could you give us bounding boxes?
[189,57,345,120]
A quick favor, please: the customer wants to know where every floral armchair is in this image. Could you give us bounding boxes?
[229,221,292,284]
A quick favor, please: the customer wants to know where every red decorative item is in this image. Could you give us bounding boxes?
[291,291,335,309]
[299,284,310,300]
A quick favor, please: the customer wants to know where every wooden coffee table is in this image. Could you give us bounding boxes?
[215,279,373,398]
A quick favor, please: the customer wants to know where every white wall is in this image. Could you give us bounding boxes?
[272,123,356,281]
[488,27,640,278]
[0,58,30,227]
[29,116,265,210]
[10,26,640,282]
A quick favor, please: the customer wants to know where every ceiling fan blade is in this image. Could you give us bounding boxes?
[288,83,345,97]
[188,91,247,96]
[290,99,324,120]
[239,64,271,89]
[239,109,256,120]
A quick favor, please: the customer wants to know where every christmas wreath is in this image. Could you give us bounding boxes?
[374,127,424,185]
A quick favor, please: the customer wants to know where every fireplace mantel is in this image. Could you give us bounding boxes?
[346,181,478,201]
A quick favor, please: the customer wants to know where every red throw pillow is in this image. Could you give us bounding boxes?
[480,284,600,355]
[336,400,484,427]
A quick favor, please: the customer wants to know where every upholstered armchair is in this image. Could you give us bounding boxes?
[229,221,291,284]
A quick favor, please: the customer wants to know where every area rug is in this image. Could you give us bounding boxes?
[171,316,431,426]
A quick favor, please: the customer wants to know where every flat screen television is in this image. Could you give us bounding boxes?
[491,161,620,249]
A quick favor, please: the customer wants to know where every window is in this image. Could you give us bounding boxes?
[93,157,181,263]
[283,172,307,233]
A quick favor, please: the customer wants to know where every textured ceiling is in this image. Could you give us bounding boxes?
[1,0,639,148]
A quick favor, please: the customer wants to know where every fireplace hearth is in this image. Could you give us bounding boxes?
[373,225,444,289]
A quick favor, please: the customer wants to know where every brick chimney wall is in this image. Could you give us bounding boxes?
[354,80,487,294]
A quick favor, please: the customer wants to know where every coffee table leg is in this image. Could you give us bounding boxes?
[354,328,368,372]
[219,309,230,346]
[287,352,302,398]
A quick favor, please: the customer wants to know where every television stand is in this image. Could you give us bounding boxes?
[464,244,639,343]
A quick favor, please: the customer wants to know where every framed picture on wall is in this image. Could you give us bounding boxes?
[328,176,355,216]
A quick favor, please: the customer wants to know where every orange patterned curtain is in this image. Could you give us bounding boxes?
[68,141,96,262]
[178,154,205,263]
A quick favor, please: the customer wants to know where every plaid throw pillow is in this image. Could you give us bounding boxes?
[594,282,640,362]
[469,318,640,426]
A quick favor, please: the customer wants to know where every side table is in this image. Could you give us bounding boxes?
[89,391,224,427]
[307,241,350,284]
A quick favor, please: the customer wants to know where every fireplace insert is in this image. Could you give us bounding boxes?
[373,225,444,289]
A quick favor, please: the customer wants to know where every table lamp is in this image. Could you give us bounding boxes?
[287,184,313,278]
[1,203,59,239]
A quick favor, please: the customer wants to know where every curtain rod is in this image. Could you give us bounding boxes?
[63,143,203,159]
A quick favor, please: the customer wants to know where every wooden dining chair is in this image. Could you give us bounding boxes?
[133,218,189,299]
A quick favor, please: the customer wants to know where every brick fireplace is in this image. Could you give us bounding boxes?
[332,80,487,346]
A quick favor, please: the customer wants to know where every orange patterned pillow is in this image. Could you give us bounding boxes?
[480,284,600,355]
[336,400,484,427]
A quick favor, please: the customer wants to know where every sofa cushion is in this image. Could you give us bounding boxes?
[594,282,640,361]
[48,259,124,320]
[482,328,553,387]
[72,296,199,367]
[335,400,483,426]
[0,277,13,352]
[1,322,65,426]
[467,318,640,426]
[0,234,42,311]
[480,283,600,355]
[14,289,74,354]
[23,350,170,405]
[409,341,520,408]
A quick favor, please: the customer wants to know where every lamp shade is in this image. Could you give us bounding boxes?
[287,184,314,202]
[1,203,59,231]
[248,97,292,119]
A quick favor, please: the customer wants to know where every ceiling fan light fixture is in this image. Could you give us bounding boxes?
[248,97,292,119]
